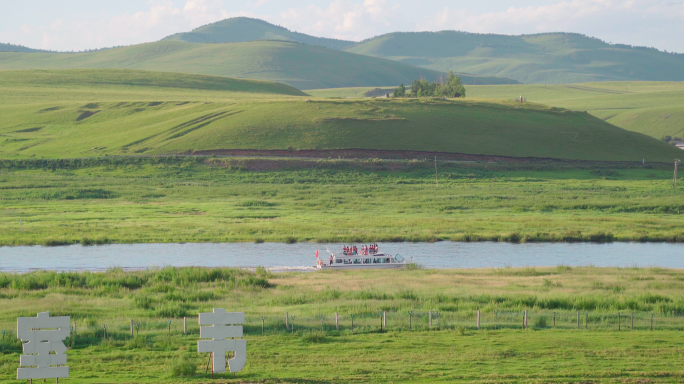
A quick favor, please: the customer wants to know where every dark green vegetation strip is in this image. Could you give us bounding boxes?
[2,267,684,383]
[0,68,306,95]
[0,157,683,245]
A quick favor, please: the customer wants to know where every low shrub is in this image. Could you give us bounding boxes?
[171,357,197,377]
[302,330,328,343]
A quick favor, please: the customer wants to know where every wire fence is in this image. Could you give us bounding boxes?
[1,310,682,353]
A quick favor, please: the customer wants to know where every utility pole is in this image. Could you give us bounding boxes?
[674,159,681,188]
[434,156,438,188]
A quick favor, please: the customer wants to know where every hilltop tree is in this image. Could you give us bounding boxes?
[393,83,406,97]
[393,72,465,98]
[435,72,466,98]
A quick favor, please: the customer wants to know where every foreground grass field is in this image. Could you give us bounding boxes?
[2,266,684,383]
[1,157,683,246]
[2,69,681,162]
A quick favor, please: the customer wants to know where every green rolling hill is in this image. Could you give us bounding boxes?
[1,69,680,162]
[162,17,355,50]
[466,82,684,141]
[0,40,447,90]
[346,31,684,84]
[0,68,306,96]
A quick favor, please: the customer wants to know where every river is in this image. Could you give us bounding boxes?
[1,242,683,272]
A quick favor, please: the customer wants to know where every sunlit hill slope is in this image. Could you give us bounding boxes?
[1,69,680,162]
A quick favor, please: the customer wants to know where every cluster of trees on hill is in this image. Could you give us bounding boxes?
[662,136,683,144]
[393,72,466,98]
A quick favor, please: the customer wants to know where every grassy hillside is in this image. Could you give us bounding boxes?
[346,31,684,84]
[1,70,681,162]
[0,68,306,96]
[306,86,397,98]
[162,17,355,50]
[0,40,445,90]
[466,81,684,140]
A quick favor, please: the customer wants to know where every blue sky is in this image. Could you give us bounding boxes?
[2,0,683,53]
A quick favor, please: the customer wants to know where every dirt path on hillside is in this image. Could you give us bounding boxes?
[186,148,630,165]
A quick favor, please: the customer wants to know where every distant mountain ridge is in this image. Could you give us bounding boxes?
[0,42,50,53]
[162,17,355,50]
[5,17,683,86]
[346,31,684,84]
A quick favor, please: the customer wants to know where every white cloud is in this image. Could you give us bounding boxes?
[246,0,268,8]
[416,0,684,52]
[278,0,409,41]
[11,0,236,51]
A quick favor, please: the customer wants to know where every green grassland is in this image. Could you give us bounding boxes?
[0,40,446,90]
[465,81,684,140]
[314,81,684,140]
[1,157,683,246]
[2,266,684,383]
[2,70,681,162]
[347,31,684,84]
[306,86,397,98]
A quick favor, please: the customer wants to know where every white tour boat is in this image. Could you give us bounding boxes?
[316,246,406,270]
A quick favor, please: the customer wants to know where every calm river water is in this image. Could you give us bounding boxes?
[0,242,683,272]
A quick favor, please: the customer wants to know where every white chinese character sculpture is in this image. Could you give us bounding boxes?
[198,309,246,374]
[17,312,70,380]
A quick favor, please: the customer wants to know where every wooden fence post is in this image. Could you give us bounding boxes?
[73,322,77,339]
[429,311,432,328]
[336,312,339,331]
[383,311,386,329]
[631,312,634,330]
[286,312,289,330]
[184,317,187,335]
[577,311,580,329]
[524,310,527,329]
[477,310,481,330]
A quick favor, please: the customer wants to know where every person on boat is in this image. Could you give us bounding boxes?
[329,255,333,265]
[353,246,357,255]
